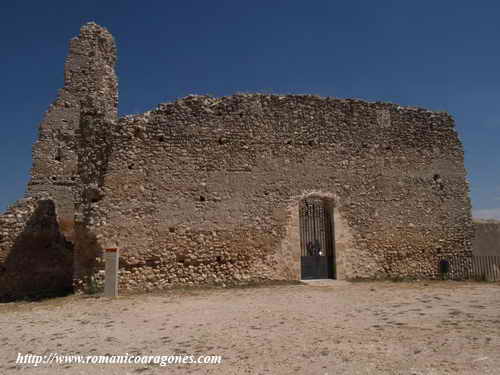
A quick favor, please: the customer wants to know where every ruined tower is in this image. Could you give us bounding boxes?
[29,22,118,239]
[0,22,117,300]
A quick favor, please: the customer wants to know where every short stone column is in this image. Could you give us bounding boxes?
[104,248,119,297]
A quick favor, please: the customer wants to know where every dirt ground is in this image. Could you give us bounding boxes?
[0,280,499,375]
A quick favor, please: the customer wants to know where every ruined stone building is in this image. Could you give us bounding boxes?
[0,23,474,300]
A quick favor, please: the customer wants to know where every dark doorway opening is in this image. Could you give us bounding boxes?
[299,197,335,279]
[0,200,74,302]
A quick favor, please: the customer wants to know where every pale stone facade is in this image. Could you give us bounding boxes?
[0,23,474,300]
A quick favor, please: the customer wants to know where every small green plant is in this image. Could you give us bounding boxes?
[86,275,103,295]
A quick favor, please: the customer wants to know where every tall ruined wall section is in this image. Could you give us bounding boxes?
[77,94,473,291]
[72,25,118,291]
[0,22,117,300]
[28,22,117,238]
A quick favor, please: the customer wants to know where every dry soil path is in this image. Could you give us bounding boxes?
[0,281,499,374]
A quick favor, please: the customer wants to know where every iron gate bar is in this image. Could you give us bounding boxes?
[299,197,334,279]
[439,255,500,281]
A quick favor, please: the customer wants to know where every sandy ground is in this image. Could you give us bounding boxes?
[0,280,499,375]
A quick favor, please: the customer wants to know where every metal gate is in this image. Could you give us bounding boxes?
[439,255,500,281]
[299,197,335,279]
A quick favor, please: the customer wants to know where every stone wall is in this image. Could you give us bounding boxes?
[0,22,118,299]
[1,22,475,298]
[75,94,473,292]
[473,220,500,256]
[27,22,117,237]
[0,198,73,301]
[71,23,118,292]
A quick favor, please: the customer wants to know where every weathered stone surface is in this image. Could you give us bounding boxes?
[79,94,473,292]
[472,220,500,256]
[0,23,474,298]
[0,198,73,301]
[0,22,117,300]
[28,22,117,235]
[70,22,118,292]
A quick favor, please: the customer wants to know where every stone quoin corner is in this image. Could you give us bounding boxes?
[0,22,474,300]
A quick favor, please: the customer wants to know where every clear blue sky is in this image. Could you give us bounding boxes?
[1,1,499,218]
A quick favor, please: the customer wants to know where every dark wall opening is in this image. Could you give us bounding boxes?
[299,196,336,280]
[0,200,73,302]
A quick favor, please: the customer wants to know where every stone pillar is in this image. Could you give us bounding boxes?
[104,248,119,297]
[70,22,119,292]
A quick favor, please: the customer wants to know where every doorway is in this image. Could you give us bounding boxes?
[299,197,335,279]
